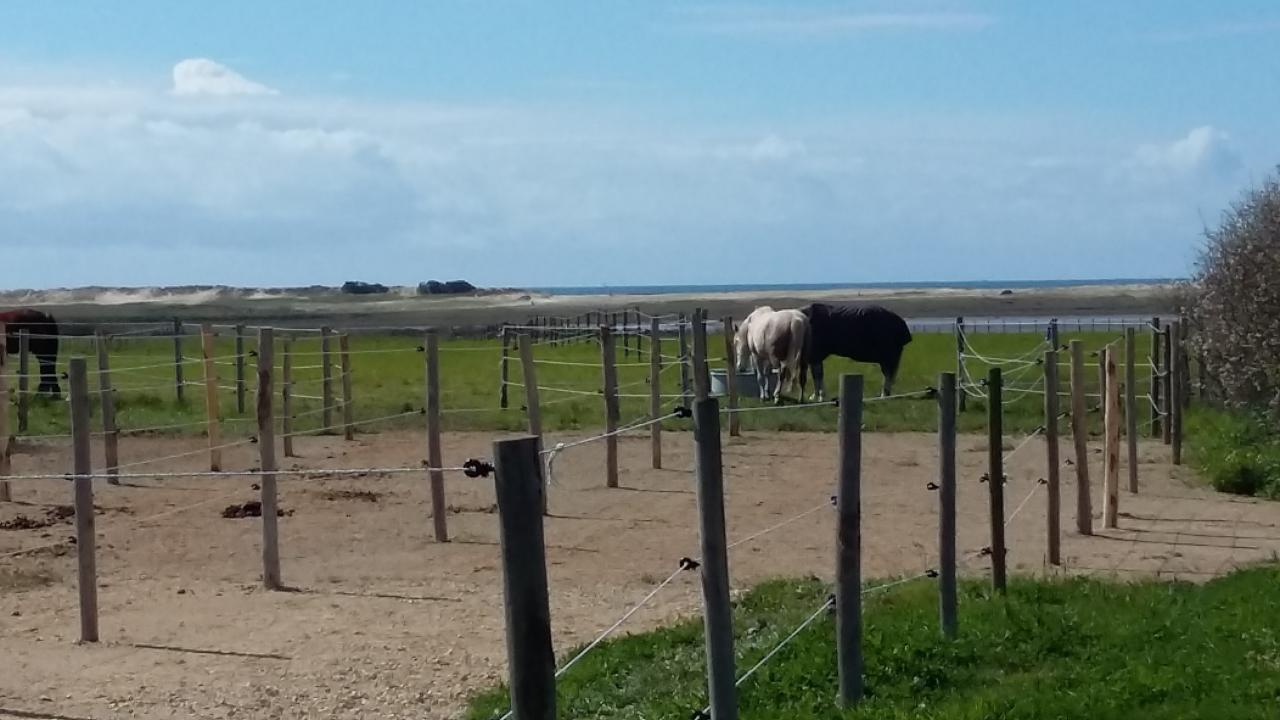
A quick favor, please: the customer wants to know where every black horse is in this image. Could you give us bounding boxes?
[798,303,912,400]
[1,308,62,396]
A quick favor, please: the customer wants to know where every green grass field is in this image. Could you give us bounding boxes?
[4,328,1159,441]
[465,564,1280,719]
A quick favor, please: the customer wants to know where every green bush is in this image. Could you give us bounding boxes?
[1186,408,1280,498]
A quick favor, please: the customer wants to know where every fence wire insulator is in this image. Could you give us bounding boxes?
[249,436,259,444]
[829,494,838,506]
[925,568,939,578]
[415,345,425,352]
[690,711,711,720]
[673,405,692,418]
[679,557,700,571]
[923,385,938,399]
[462,458,495,478]
[979,472,990,483]
[979,547,993,557]
[248,350,258,357]
[1038,477,1049,485]
[926,482,940,491]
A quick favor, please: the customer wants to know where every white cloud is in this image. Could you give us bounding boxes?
[1145,19,1280,43]
[171,58,277,97]
[674,7,995,38]
[1134,126,1242,179]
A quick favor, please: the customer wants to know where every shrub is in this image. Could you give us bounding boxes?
[1185,409,1280,498]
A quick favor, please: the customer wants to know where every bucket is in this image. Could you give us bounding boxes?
[710,369,774,398]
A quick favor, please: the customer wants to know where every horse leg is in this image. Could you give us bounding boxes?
[37,356,61,396]
[810,359,825,402]
[880,350,903,398]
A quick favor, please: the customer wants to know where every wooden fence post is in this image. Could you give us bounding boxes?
[17,329,29,433]
[693,396,738,720]
[1161,324,1172,445]
[201,324,222,472]
[499,326,511,409]
[69,357,99,643]
[836,374,864,706]
[649,318,663,470]
[95,331,120,484]
[601,326,620,489]
[1125,329,1139,493]
[492,434,556,720]
[938,372,958,637]
[722,316,740,437]
[426,330,449,541]
[340,334,355,441]
[173,318,185,404]
[986,367,1007,593]
[517,334,546,515]
[1178,320,1192,410]
[955,317,967,412]
[1044,348,1061,565]
[1171,320,1183,465]
[692,309,710,401]
[0,324,10,502]
[281,337,295,458]
[678,313,692,407]
[1069,340,1092,535]
[1149,317,1161,437]
[321,326,334,432]
[1102,349,1121,529]
[256,328,282,590]
[234,324,247,415]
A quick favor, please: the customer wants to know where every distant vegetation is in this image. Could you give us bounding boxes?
[417,279,477,295]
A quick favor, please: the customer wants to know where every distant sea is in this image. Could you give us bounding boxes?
[529,278,1178,297]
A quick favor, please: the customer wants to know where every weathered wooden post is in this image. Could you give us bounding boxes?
[836,374,864,705]
[722,315,740,437]
[955,317,967,412]
[600,325,620,489]
[426,330,449,541]
[517,334,546,515]
[0,324,10,501]
[234,324,247,415]
[69,357,99,642]
[1044,348,1061,565]
[95,331,120,484]
[1171,320,1184,465]
[17,329,29,433]
[492,435,556,720]
[678,313,692,407]
[649,317,663,470]
[1102,348,1121,529]
[938,372,958,637]
[694,395,737,720]
[281,337,295,458]
[340,334,355,441]
[986,367,1007,593]
[1069,340,1092,535]
[201,324,222,472]
[1125,329,1139,493]
[499,326,511,409]
[692,309,710,401]
[1161,324,1172,445]
[256,328,282,590]
[1149,317,1162,437]
[321,326,334,432]
[173,318,185,403]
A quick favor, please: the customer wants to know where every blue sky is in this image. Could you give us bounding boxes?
[1,1,1277,289]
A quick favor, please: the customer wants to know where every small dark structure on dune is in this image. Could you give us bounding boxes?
[1,308,62,396]
[799,302,913,400]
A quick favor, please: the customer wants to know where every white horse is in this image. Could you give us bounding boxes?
[734,306,809,404]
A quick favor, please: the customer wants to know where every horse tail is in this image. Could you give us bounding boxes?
[783,313,808,395]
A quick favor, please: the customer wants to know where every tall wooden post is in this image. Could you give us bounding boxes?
[69,357,99,643]
[426,330,449,542]
[1044,348,1061,565]
[693,396,737,720]
[499,326,511,409]
[937,372,958,637]
[1161,325,1172,445]
[17,330,29,433]
[173,318,185,404]
[321,326,334,432]
[986,367,1007,593]
[1171,321,1183,465]
[281,337,295,458]
[234,324,247,415]
[95,331,120,484]
[256,328,282,590]
[600,326,620,489]
[517,334,546,515]
[1069,340,1092,535]
[678,313,692,407]
[649,318,663,470]
[1125,329,1139,493]
[492,435,556,720]
[201,324,222,472]
[1102,349,1121,529]
[836,374,864,706]
[0,325,10,501]
[954,317,967,412]
[722,316,740,436]
[1149,317,1162,437]
[340,334,355,441]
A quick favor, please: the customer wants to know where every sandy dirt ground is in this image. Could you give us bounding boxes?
[1,427,1276,720]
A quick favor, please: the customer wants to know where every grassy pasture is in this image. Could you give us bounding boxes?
[5,328,1155,441]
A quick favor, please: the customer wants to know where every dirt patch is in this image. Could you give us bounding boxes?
[220,501,294,519]
[317,489,383,503]
[447,502,497,514]
[0,566,59,592]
